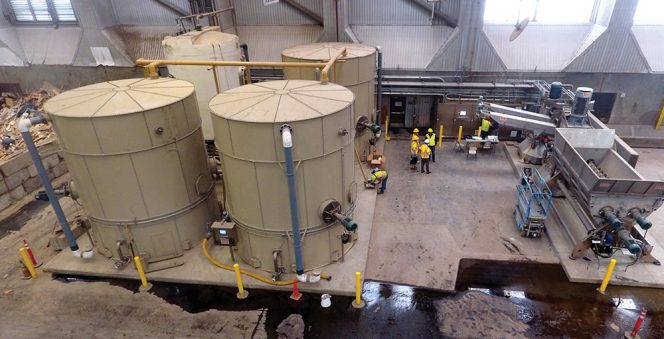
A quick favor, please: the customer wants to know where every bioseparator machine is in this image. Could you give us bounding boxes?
[479,82,664,267]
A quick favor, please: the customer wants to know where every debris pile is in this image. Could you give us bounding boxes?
[0,87,58,160]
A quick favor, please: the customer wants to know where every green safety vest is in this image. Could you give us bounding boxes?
[426,133,436,146]
[481,119,491,132]
[371,171,387,182]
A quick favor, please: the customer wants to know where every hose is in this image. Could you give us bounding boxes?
[201,238,294,286]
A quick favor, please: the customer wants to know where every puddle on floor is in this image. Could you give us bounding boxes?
[0,200,48,239]
[53,259,664,338]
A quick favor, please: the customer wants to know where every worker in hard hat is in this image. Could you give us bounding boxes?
[420,139,432,174]
[409,134,420,170]
[369,168,388,194]
[412,128,420,140]
[425,128,436,162]
[480,115,493,139]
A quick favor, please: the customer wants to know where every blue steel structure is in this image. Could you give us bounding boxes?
[515,167,553,238]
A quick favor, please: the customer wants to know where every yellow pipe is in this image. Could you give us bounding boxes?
[438,124,443,149]
[457,126,463,144]
[320,47,347,83]
[136,49,345,83]
[20,247,36,278]
[202,238,293,286]
[598,258,617,294]
[134,256,149,288]
[656,102,664,130]
[385,114,390,141]
[355,271,362,305]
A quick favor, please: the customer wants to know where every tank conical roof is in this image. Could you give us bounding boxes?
[43,78,194,118]
[209,80,354,123]
[281,42,375,61]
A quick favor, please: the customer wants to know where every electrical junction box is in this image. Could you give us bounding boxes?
[211,221,237,246]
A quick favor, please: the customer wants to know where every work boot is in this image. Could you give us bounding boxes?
[378,191,384,194]
[421,170,424,173]
[427,171,431,174]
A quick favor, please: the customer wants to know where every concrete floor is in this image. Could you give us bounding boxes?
[504,144,664,288]
[365,140,558,291]
[42,163,376,297]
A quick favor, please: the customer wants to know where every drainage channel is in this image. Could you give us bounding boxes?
[54,259,664,338]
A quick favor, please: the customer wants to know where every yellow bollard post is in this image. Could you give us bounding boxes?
[234,263,249,299]
[598,258,617,294]
[438,124,443,149]
[133,256,150,290]
[656,103,664,130]
[19,247,36,278]
[477,127,481,137]
[457,126,463,144]
[352,271,365,308]
[385,114,390,141]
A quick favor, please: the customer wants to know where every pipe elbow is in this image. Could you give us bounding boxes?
[18,117,32,133]
[280,124,293,148]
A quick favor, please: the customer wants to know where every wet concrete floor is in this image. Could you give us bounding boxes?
[0,200,47,239]
[56,259,664,338]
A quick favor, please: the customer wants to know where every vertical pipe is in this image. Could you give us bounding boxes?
[656,103,664,130]
[385,114,390,141]
[19,117,80,253]
[281,125,304,275]
[20,247,37,278]
[211,66,221,94]
[376,46,383,124]
[598,258,617,294]
[133,256,148,288]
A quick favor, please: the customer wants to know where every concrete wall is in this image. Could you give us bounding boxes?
[0,140,67,211]
[0,65,143,92]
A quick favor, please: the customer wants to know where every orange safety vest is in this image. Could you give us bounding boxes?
[410,141,419,156]
[420,144,431,159]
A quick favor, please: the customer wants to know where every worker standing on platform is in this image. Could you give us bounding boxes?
[426,128,436,162]
[420,139,431,174]
[409,135,420,170]
[480,115,493,139]
[369,168,388,194]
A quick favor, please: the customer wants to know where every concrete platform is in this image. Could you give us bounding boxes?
[365,140,559,292]
[43,163,376,297]
[504,143,664,288]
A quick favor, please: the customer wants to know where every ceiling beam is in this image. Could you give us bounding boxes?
[409,0,457,27]
[282,0,324,25]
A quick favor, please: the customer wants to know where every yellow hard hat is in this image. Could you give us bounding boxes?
[413,128,419,133]
[428,128,433,133]
[411,135,419,141]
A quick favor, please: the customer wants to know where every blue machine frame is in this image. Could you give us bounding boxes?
[515,167,553,238]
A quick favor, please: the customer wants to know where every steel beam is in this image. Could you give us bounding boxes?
[154,0,189,16]
[283,0,324,25]
[409,0,457,27]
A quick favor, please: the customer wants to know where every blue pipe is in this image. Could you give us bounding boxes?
[20,117,79,252]
[376,46,383,124]
[281,125,304,275]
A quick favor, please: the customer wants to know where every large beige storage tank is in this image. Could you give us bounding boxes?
[282,43,376,157]
[163,27,242,140]
[210,80,357,272]
[44,78,219,266]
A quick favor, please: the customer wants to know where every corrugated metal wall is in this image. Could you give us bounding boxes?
[472,31,506,72]
[235,0,323,25]
[111,0,190,26]
[484,25,592,72]
[632,26,664,72]
[564,30,649,73]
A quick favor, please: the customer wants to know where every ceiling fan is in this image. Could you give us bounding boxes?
[509,16,531,41]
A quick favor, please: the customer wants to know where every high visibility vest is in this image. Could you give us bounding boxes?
[371,170,387,182]
[420,145,431,159]
[481,118,491,132]
[426,133,436,146]
[410,141,419,155]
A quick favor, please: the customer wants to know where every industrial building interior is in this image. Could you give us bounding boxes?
[1,0,664,337]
